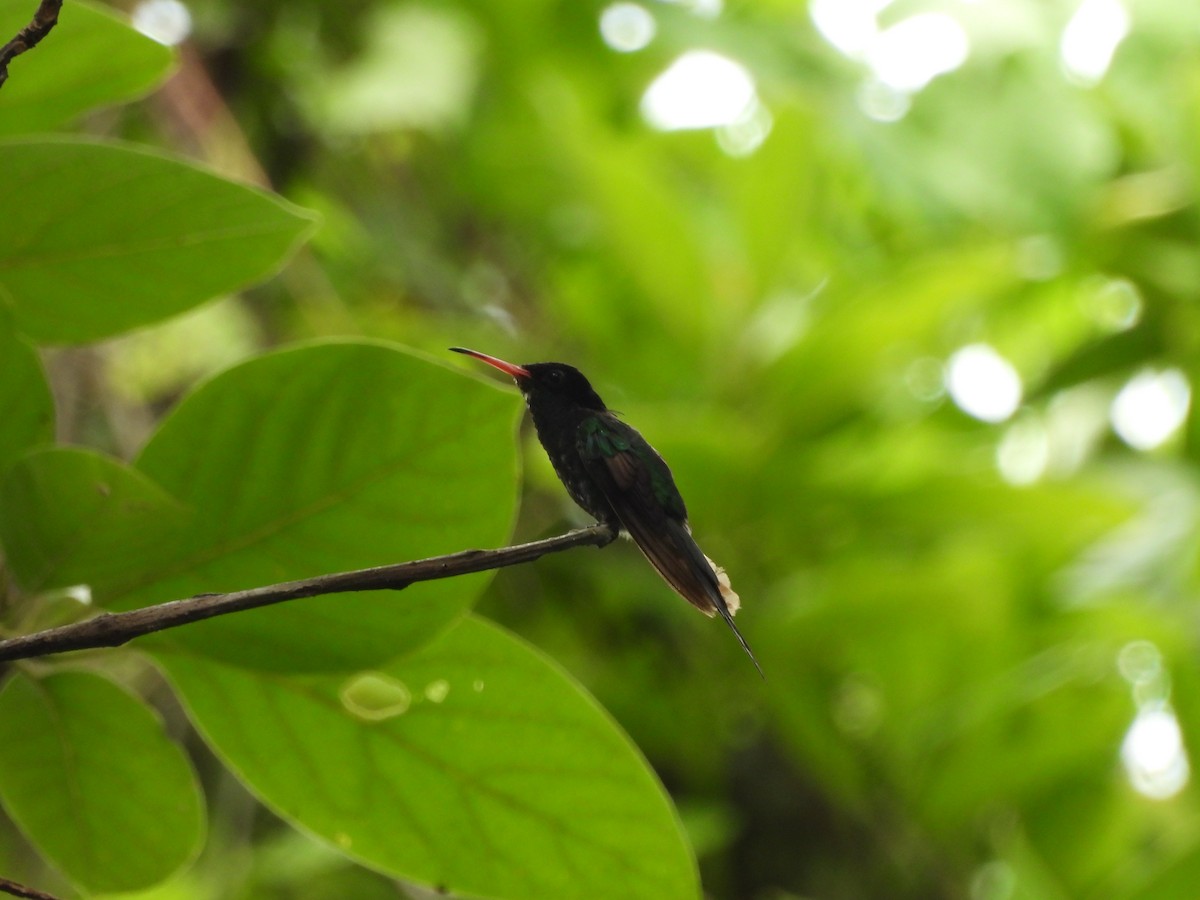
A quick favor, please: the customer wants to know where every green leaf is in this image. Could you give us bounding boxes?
[0,138,318,343]
[0,343,521,671]
[0,446,188,593]
[157,616,699,900]
[0,316,53,475]
[0,0,175,136]
[0,670,203,893]
[133,342,521,670]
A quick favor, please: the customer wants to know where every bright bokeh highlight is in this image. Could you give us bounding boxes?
[1110,368,1191,451]
[811,1,969,116]
[1061,0,1130,85]
[599,3,656,53]
[641,51,758,131]
[946,344,1023,423]
[132,0,193,46]
[867,13,970,93]
[1122,705,1190,800]
[810,0,890,58]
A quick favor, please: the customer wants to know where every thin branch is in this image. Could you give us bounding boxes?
[0,524,616,663]
[0,876,62,900]
[0,0,62,89]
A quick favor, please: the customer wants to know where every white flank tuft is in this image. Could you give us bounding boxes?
[704,554,741,614]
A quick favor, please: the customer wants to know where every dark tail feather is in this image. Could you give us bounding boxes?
[713,593,765,680]
[621,515,765,678]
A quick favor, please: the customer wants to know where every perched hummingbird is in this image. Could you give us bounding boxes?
[451,347,762,677]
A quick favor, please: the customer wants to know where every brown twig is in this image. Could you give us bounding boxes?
[0,525,616,663]
[0,0,62,89]
[0,876,62,900]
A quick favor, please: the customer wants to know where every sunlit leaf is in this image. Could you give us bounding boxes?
[0,138,317,343]
[158,616,699,900]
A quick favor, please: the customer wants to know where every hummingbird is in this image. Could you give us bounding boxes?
[451,347,762,677]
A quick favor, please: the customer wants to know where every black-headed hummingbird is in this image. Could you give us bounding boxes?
[452,348,761,677]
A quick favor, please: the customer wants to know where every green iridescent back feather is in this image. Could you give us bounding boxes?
[578,415,687,522]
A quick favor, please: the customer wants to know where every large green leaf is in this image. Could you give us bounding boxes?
[0,343,521,671]
[0,670,203,893]
[158,616,699,900]
[0,138,317,343]
[0,446,188,592]
[0,316,52,475]
[0,0,175,136]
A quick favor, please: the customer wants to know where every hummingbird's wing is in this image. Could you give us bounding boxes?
[577,415,734,617]
[574,414,762,676]
[578,416,763,675]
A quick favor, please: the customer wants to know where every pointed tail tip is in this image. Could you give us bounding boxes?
[739,637,766,681]
[713,595,765,680]
[745,643,766,681]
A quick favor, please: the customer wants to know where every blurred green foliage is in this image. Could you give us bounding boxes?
[2,0,1200,897]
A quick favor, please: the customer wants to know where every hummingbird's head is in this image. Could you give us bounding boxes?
[519,363,607,411]
[450,349,607,411]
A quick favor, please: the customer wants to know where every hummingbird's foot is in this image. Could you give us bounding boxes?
[591,522,619,547]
